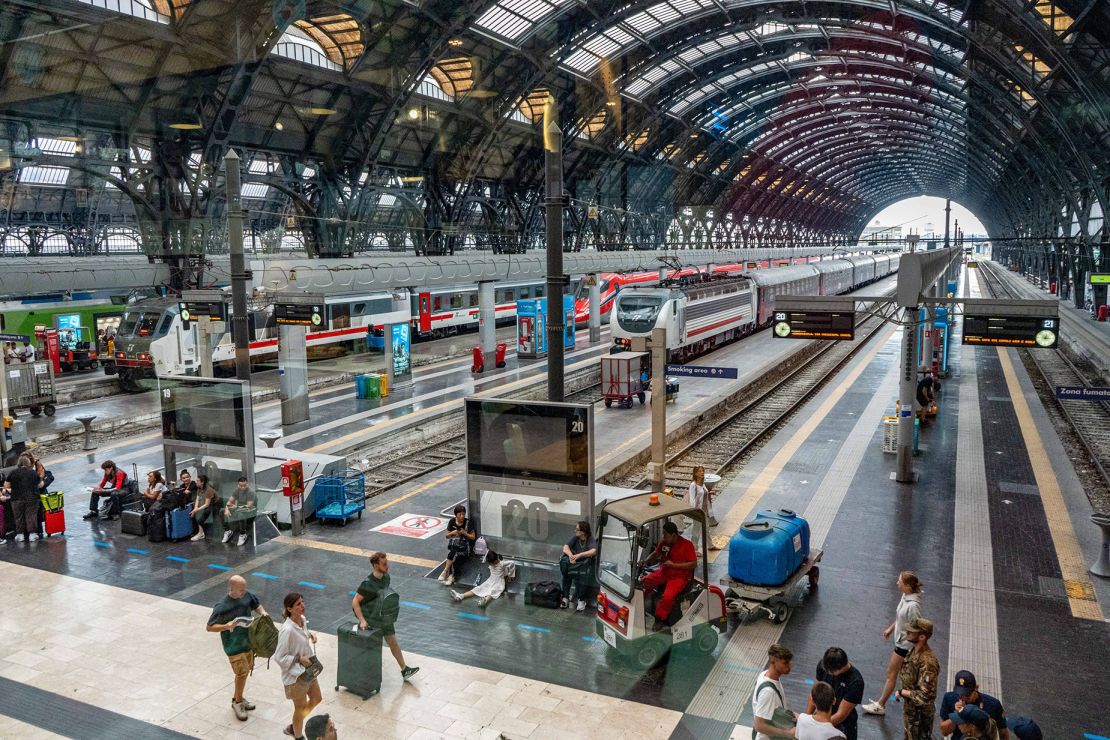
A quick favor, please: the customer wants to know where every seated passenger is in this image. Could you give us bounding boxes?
[84,460,126,520]
[143,470,166,510]
[190,473,221,542]
[223,476,256,547]
[640,521,697,626]
[559,520,597,611]
[439,504,475,587]
[451,550,514,607]
[173,469,198,509]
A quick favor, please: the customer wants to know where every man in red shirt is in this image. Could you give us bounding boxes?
[640,521,697,624]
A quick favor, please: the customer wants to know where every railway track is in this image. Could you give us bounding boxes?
[624,291,896,491]
[350,379,604,499]
[977,261,1110,489]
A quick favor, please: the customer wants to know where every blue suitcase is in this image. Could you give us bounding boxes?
[167,505,195,541]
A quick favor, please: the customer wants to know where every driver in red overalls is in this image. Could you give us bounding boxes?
[640,521,697,625]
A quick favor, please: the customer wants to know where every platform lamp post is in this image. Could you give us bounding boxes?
[544,95,566,403]
[648,327,667,494]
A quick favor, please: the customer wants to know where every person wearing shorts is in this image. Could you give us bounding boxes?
[352,552,419,681]
[206,575,268,722]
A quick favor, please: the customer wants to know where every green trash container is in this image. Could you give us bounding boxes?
[365,373,381,399]
[336,625,383,699]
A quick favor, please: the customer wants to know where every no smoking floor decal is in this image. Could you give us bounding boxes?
[371,513,447,540]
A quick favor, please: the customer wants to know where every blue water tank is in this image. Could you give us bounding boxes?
[728,510,811,586]
[755,509,810,572]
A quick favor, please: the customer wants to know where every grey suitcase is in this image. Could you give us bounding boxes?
[121,509,146,536]
[335,625,382,699]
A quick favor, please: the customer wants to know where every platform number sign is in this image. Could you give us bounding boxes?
[773,312,792,338]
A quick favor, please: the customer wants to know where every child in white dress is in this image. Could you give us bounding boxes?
[451,550,515,607]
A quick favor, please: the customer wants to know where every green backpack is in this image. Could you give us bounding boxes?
[248,615,279,667]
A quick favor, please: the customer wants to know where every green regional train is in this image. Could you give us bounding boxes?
[0,292,128,348]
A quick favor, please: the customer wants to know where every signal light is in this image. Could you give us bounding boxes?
[618,606,629,629]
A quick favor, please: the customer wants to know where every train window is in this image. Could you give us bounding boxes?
[519,287,530,299]
[353,303,367,315]
[534,284,544,297]
[156,313,174,336]
[331,303,351,329]
[505,289,514,302]
[433,296,442,310]
[469,293,479,307]
[451,294,463,309]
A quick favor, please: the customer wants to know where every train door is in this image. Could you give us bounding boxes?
[418,292,432,332]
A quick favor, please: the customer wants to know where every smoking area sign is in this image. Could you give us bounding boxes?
[371,513,446,539]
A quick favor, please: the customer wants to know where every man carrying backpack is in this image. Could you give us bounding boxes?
[206,575,271,722]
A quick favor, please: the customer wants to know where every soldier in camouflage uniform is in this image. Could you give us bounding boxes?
[897,617,940,739]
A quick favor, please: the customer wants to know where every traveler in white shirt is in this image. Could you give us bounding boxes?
[274,592,322,740]
[796,682,847,739]
[752,643,798,739]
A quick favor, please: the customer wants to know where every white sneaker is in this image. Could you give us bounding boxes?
[28,534,38,542]
[576,599,587,612]
[445,574,455,586]
[222,530,234,544]
[438,570,448,582]
[237,533,249,547]
[190,530,205,541]
[861,700,886,716]
[451,590,464,602]
[477,596,490,607]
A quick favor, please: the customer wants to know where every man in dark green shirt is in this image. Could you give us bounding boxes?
[351,551,419,681]
[207,575,268,722]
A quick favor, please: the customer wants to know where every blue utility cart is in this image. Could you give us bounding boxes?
[314,470,366,525]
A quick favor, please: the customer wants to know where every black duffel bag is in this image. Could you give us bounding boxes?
[524,581,562,609]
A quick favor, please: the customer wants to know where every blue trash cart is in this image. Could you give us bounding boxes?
[314,471,366,526]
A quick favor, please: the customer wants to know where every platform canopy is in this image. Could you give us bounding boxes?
[0,1,1106,277]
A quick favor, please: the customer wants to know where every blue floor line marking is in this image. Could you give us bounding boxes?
[93,541,110,548]
[1083,734,1109,740]
[400,601,430,610]
[126,548,149,555]
[804,679,814,685]
[348,591,357,596]
[252,572,277,580]
[207,564,232,571]
[581,636,599,642]
[165,556,190,563]
[456,612,490,621]
[517,624,550,633]
[298,581,326,589]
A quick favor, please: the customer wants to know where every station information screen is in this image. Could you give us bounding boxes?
[179,300,227,323]
[160,377,248,448]
[465,399,591,487]
[962,315,1058,348]
[773,310,855,340]
[274,303,323,327]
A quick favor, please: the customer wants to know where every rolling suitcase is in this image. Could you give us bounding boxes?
[147,509,167,543]
[335,625,383,699]
[167,505,194,541]
[121,509,146,536]
[43,509,65,536]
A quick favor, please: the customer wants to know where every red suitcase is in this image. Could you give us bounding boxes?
[44,508,65,536]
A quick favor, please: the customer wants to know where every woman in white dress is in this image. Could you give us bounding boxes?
[451,550,514,607]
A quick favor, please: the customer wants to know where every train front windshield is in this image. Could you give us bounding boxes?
[118,311,163,337]
[615,294,663,334]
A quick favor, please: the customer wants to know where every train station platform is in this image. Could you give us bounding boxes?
[1,271,1107,738]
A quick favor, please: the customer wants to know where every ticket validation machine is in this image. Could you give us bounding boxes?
[465,398,594,563]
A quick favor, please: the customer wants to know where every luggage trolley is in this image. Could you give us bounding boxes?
[314,470,366,526]
[720,549,822,624]
[6,361,57,417]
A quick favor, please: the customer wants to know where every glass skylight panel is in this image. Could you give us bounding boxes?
[241,183,269,198]
[36,138,77,156]
[378,193,398,207]
[475,0,571,43]
[17,165,70,186]
[76,0,169,24]
[274,27,343,71]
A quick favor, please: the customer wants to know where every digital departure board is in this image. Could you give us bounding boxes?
[179,290,228,326]
[773,310,855,340]
[273,302,324,327]
[962,315,1058,348]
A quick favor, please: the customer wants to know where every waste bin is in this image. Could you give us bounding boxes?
[336,625,383,699]
[472,345,485,373]
[365,374,381,399]
[378,372,389,398]
[1099,305,1109,322]
[495,342,507,368]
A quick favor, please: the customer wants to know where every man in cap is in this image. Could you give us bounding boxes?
[897,617,939,739]
[948,706,995,738]
[939,670,1007,740]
